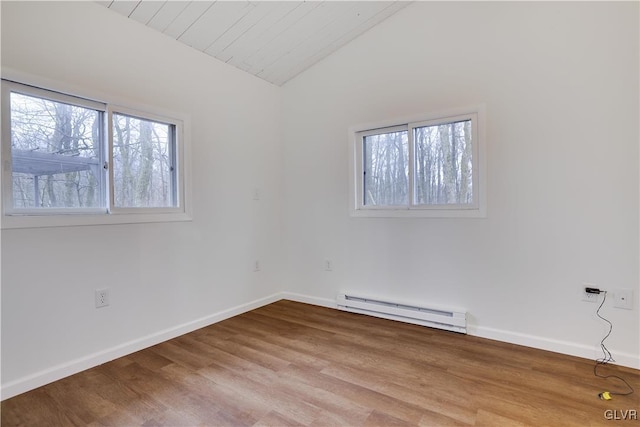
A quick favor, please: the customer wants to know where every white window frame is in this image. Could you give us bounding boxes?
[1,74,191,229]
[349,106,486,218]
[107,105,184,215]
[1,81,109,216]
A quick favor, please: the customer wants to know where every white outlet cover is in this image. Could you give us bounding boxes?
[95,289,109,308]
[580,284,599,303]
[613,289,633,310]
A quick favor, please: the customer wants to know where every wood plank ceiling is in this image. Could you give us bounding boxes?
[97,1,410,86]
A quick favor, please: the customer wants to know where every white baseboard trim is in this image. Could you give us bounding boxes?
[4,291,638,400]
[468,325,640,370]
[280,291,337,309]
[1,292,282,401]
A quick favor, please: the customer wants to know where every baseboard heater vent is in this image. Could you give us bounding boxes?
[336,293,467,334]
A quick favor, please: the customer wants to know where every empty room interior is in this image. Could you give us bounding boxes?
[1,1,639,426]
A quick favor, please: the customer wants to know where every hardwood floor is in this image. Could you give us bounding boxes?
[2,300,639,426]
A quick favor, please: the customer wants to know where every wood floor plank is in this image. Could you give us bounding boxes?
[0,388,78,426]
[281,364,431,425]
[319,363,478,425]
[44,374,121,425]
[2,300,639,426]
[161,362,268,425]
[473,409,527,427]
[197,362,322,425]
[253,410,305,427]
[363,409,417,427]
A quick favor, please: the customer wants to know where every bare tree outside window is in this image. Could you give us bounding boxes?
[112,113,176,208]
[414,120,473,205]
[363,130,409,206]
[3,80,188,227]
[9,92,102,209]
[354,111,481,217]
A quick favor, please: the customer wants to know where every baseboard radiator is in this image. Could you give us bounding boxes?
[336,293,467,334]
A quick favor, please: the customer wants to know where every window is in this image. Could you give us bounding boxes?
[350,107,485,217]
[7,89,106,211]
[1,79,189,227]
[110,110,178,210]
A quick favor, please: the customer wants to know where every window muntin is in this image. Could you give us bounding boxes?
[111,112,177,209]
[2,79,188,226]
[352,108,484,217]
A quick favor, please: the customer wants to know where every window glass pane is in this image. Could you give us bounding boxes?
[414,120,473,205]
[10,92,103,209]
[363,130,409,206]
[112,113,176,208]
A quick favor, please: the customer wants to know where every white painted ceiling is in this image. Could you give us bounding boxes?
[98,1,410,86]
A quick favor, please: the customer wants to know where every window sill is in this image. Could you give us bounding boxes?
[1,211,192,229]
[350,207,486,219]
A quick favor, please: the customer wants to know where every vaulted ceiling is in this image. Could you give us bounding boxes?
[98,1,410,86]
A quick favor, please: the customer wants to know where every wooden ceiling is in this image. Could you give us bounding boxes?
[98,1,410,86]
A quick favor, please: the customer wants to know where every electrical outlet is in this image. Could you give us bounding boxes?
[581,284,600,303]
[253,260,260,272]
[324,259,332,271]
[253,188,260,200]
[613,289,633,310]
[95,288,109,308]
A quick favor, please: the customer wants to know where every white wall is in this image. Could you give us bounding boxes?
[1,0,639,400]
[281,1,640,365]
[1,1,283,397]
